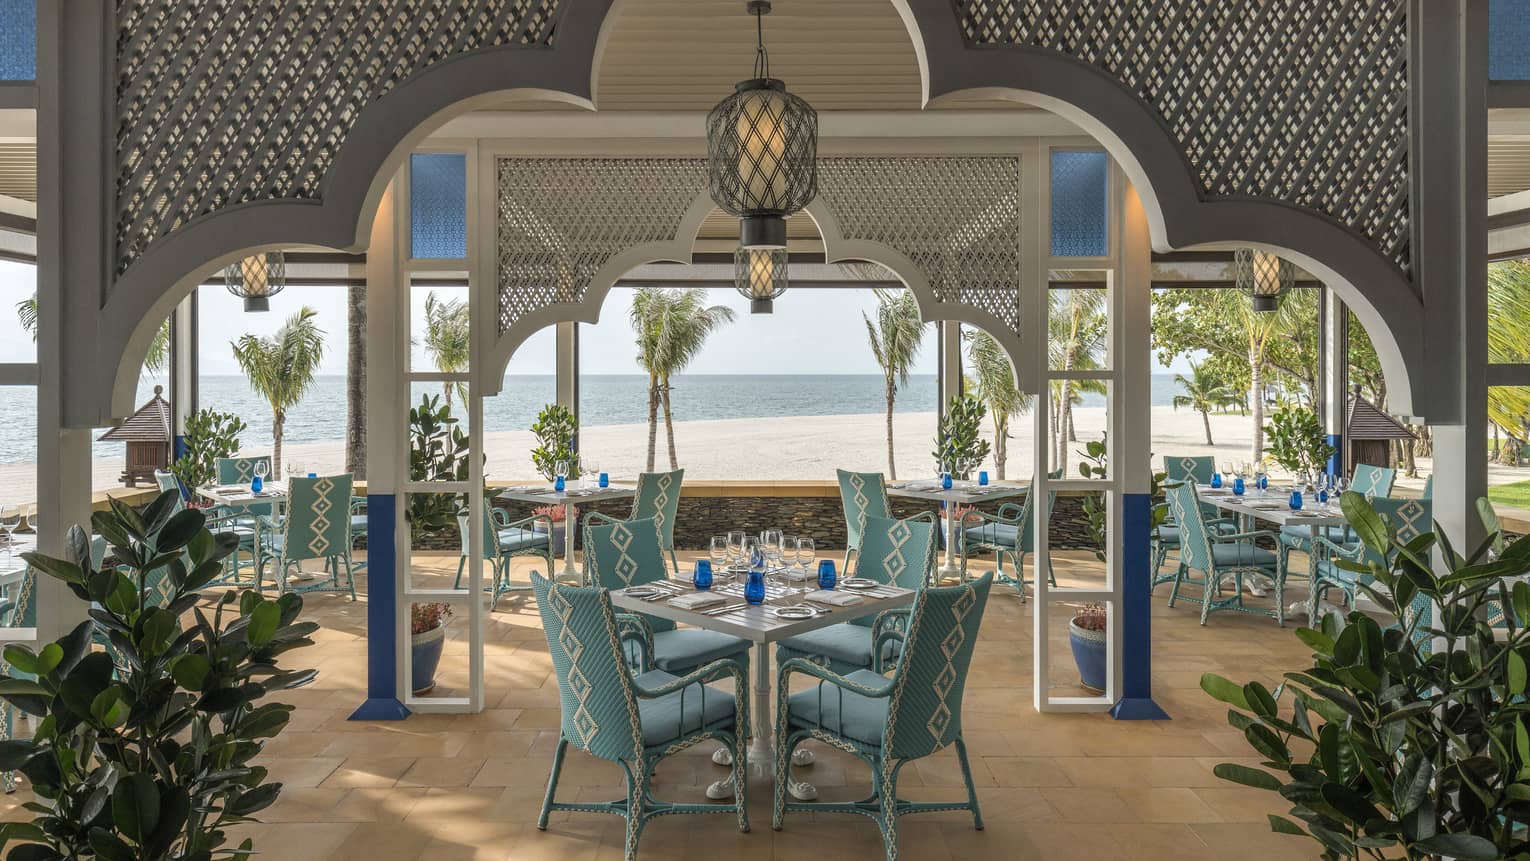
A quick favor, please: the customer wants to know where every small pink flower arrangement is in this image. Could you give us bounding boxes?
[533,504,577,523]
[411,602,452,636]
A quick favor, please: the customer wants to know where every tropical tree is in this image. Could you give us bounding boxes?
[422,292,470,408]
[1048,288,1107,473]
[1488,261,1530,464]
[863,288,926,479]
[965,328,1031,479]
[21,293,171,374]
[630,288,736,471]
[1171,359,1241,445]
[345,285,367,479]
[230,306,326,479]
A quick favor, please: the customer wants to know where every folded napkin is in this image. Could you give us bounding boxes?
[213,485,248,494]
[803,590,863,608]
[668,592,728,611]
[776,567,813,582]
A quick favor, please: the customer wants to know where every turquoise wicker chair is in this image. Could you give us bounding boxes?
[958,490,1056,599]
[584,469,684,573]
[1155,456,1238,582]
[837,469,892,570]
[214,456,275,581]
[0,556,37,792]
[1283,464,1397,563]
[1350,464,1397,499]
[1309,497,1432,641]
[1163,455,1215,484]
[1481,498,1527,630]
[256,474,358,599]
[776,515,936,676]
[772,573,993,861]
[453,503,553,608]
[584,516,751,676]
[156,470,258,588]
[529,572,749,858]
[1163,482,1287,625]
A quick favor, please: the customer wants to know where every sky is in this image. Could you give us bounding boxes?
[0,262,1193,377]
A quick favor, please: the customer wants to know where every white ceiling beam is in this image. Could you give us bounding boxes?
[431,109,1082,141]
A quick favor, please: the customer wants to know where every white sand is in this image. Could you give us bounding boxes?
[0,404,1477,506]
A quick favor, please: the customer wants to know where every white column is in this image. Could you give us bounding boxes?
[171,293,198,442]
[555,320,578,413]
[938,320,962,411]
[1322,288,1347,476]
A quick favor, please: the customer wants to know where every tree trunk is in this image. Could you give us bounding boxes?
[1401,436,1418,478]
[645,374,659,473]
[994,416,1008,480]
[1056,381,1074,475]
[1249,355,1265,467]
[345,285,366,479]
[442,383,453,410]
[1201,409,1214,446]
[661,380,679,470]
[1066,408,1078,443]
[272,409,285,480]
[885,378,898,480]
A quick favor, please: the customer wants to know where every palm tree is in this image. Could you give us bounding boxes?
[863,288,926,479]
[1047,289,1107,473]
[345,285,367,479]
[965,328,1031,479]
[630,289,736,471]
[231,306,326,479]
[21,294,170,374]
[1171,359,1240,445]
[1487,261,1530,464]
[422,293,470,407]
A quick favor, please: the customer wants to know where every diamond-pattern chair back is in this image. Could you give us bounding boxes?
[279,475,354,564]
[217,456,271,484]
[1163,455,1214,485]
[883,572,993,761]
[1371,496,1431,641]
[630,469,683,553]
[836,469,892,552]
[584,517,675,633]
[1350,464,1396,498]
[529,572,644,764]
[857,515,935,591]
[1165,482,1214,573]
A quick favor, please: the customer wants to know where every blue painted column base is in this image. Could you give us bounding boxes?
[1113,492,1169,720]
[1325,434,1342,477]
[349,493,410,722]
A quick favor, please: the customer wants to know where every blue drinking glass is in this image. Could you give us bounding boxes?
[978,471,989,486]
[941,473,953,490]
[817,559,837,590]
[1318,489,1329,505]
[1289,490,1304,511]
[693,559,713,591]
[598,472,609,488]
[1232,477,1245,496]
[1210,473,1222,488]
[744,570,766,604]
[250,475,263,494]
[1258,475,1268,491]
[554,475,566,493]
[308,471,317,478]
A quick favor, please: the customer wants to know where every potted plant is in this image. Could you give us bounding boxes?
[531,504,577,556]
[1068,603,1108,692]
[931,394,991,480]
[411,602,453,695]
[530,403,581,482]
[1263,402,1335,487]
[406,394,470,542]
[170,407,248,500]
[0,491,314,858]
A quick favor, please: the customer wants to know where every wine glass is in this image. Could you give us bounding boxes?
[797,537,816,574]
[761,529,783,572]
[742,536,762,572]
[710,536,728,567]
[0,506,20,564]
[1220,460,1234,481]
[253,459,270,480]
[555,460,569,482]
[727,531,746,569]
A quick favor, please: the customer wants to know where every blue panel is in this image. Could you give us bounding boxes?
[410,153,467,260]
[0,0,36,81]
[1110,492,1169,721]
[1050,150,1109,258]
[1492,0,1530,81]
[350,494,410,721]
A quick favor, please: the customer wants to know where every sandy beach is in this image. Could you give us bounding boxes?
[0,404,1470,507]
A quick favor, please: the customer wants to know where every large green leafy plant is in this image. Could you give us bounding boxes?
[170,410,248,493]
[406,394,470,541]
[529,404,580,482]
[0,491,315,860]
[1264,402,1335,480]
[1076,435,1169,561]
[1204,491,1530,860]
[931,395,990,480]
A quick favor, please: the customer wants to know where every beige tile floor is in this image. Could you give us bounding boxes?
[1,548,1330,860]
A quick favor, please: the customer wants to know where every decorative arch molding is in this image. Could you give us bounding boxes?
[891,0,1428,417]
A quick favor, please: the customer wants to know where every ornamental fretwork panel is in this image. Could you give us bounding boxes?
[113,0,562,277]
[955,0,1412,273]
[495,156,1022,337]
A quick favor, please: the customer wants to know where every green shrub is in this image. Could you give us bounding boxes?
[170,410,248,492]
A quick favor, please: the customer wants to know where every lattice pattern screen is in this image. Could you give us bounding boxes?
[496,158,709,334]
[954,0,1413,273]
[113,0,562,277]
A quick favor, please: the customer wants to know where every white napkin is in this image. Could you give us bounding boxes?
[804,590,863,608]
[668,592,727,611]
[776,567,813,582]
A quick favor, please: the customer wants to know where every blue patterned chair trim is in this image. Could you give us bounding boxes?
[772,574,993,861]
[257,474,357,599]
[959,490,1057,599]
[583,469,685,573]
[1162,455,1215,485]
[1309,496,1432,646]
[530,572,749,858]
[1162,482,1287,626]
[837,469,893,570]
[453,503,553,608]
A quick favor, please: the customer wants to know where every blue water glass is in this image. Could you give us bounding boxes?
[598,472,609,488]
[941,473,953,490]
[744,570,766,604]
[308,471,317,478]
[1288,490,1304,511]
[817,559,837,590]
[1258,475,1268,491]
[1232,477,1245,496]
[693,559,713,591]
[250,475,263,494]
[1319,489,1329,505]
[554,475,566,493]
[978,471,989,486]
[1210,473,1222,488]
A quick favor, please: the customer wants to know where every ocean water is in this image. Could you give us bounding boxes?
[0,372,1187,465]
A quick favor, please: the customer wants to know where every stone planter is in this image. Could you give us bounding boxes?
[1068,618,1107,693]
[533,521,567,556]
[411,624,447,695]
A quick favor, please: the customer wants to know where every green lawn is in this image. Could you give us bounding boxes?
[1488,479,1530,510]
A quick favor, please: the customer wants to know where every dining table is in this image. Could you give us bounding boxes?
[495,482,636,581]
[886,479,1029,580]
[609,572,915,802]
[1197,484,1346,619]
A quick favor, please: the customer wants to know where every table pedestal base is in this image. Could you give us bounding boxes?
[704,642,818,802]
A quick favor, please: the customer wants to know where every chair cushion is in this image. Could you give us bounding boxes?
[633,669,738,748]
[1210,542,1279,568]
[777,623,900,670]
[964,523,1019,548]
[498,528,550,553]
[1155,522,1237,546]
[651,628,751,674]
[785,668,892,746]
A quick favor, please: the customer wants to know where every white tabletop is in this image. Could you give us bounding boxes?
[609,577,915,645]
[495,484,637,505]
[0,534,36,579]
[196,482,288,508]
[886,480,1029,505]
[1198,486,1346,529]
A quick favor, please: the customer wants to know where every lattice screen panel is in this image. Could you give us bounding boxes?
[113,0,562,277]
[954,0,1412,273]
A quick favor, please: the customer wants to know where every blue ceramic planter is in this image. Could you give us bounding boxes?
[411,624,447,695]
[1068,620,1107,692]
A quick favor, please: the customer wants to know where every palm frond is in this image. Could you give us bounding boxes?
[230,306,327,413]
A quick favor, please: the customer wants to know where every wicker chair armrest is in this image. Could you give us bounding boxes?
[612,612,655,674]
[632,654,748,700]
[502,512,554,534]
[776,656,894,698]
[1314,535,1364,560]
[870,610,912,674]
[906,510,939,528]
[1211,530,1279,544]
[349,496,367,514]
